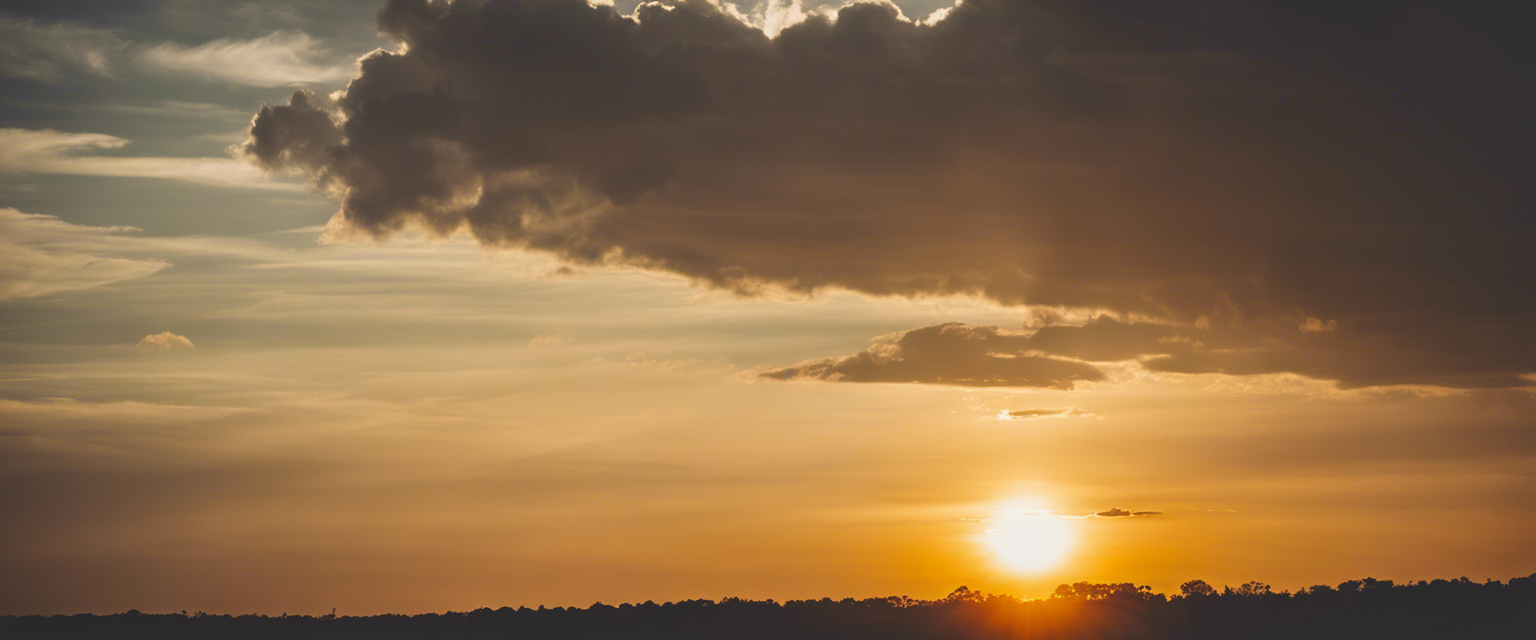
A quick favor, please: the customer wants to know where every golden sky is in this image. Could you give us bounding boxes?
[1,0,1531,615]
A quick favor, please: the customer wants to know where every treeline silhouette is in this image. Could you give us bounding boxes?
[3,574,1531,639]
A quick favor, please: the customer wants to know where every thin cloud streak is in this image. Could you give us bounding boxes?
[0,207,169,300]
[0,14,353,86]
[999,408,1091,420]
[1093,508,1161,518]
[138,31,354,87]
[0,15,125,80]
[763,323,1105,389]
[0,128,300,191]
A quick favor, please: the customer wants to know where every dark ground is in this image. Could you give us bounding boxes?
[3,574,1532,639]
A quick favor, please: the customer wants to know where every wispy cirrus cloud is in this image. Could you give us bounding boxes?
[0,14,351,87]
[0,206,303,301]
[100,100,253,121]
[999,408,1093,421]
[0,207,168,301]
[137,30,353,87]
[0,15,126,81]
[0,128,299,190]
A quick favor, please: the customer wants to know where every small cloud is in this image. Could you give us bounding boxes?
[1299,317,1338,333]
[528,334,573,347]
[970,507,1163,524]
[1094,508,1162,518]
[137,332,194,350]
[998,407,1092,421]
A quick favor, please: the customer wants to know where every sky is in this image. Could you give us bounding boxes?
[1,0,1532,616]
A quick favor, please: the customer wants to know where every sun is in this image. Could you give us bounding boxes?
[984,508,1077,574]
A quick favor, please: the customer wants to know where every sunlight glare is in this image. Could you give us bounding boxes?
[984,502,1077,574]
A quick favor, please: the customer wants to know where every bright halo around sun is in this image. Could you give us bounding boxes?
[984,504,1078,574]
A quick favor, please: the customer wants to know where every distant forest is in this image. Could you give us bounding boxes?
[4,574,1532,639]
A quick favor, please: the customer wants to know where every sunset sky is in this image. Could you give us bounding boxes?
[1,0,1531,615]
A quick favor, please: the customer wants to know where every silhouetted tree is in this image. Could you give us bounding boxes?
[1234,581,1272,597]
[1180,580,1217,598]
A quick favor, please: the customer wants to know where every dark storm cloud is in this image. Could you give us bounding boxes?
[242,0,1533,389]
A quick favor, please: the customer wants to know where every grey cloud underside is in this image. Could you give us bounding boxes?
[762,323,1106,389]
[243,0,1533,389]
[766,316,1535,389]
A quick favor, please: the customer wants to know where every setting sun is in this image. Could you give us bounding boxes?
[985,509,1078,574]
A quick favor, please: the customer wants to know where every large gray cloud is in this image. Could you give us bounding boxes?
[241,0,1533,389]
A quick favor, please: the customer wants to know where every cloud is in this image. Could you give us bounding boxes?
[979,507,1164,520]
[761,322,1104,389]
[136,332,195,350]
[0,14,350,86]
[1093,508,1162,518]
[772,315,1535,390]
[0,398,237,430]
[240,0,1532,389]
[0,128,298,190]
[1299,318,1337,334]
[0,207,169,300]
[0,15,126,80]
[138,30,354,86]
[100,100,253,121]
[0,128,129,167]
[762,316,1177,389]
[1000,408,1090,420]
[0,205,303,301]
